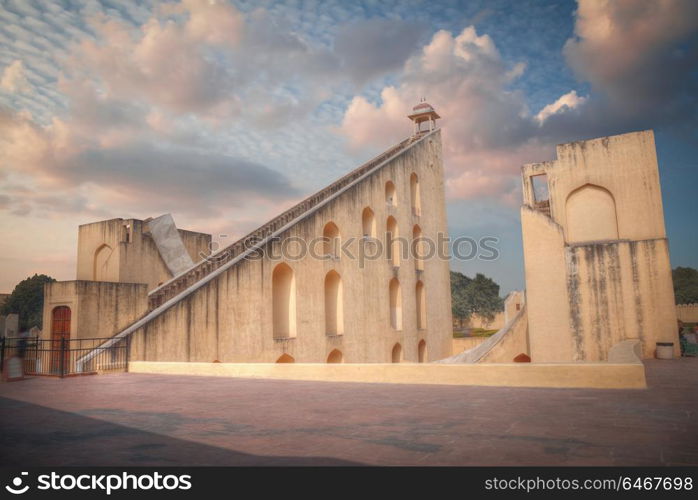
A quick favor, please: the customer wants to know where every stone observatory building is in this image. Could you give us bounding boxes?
[446,130,679,366]
[45,102,453,364]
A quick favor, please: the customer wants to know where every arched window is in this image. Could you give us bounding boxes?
[276,353,295,363]
[418,340,427,363]
[412,224,424,271]
[389,278,402,330]
[93,244,113,281]
[322,222,340,258]
[385,181,397,206]
[362,207,376,238]
[391,343,403,363]
[272,263,296,338]
[324,271,343,335]
[565,184,618,243]
[416,281,427,330]
[410,173,421,216]
[327,349,343,363]
[386,216,400,267]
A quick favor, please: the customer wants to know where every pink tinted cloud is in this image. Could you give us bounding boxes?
[339,26,547,203]
[564,0,698,106]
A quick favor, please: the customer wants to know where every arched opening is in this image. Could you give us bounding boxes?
[276,353,295,363]
[412,224,424,271]
[324,271,343,336]
[272,263,296,338]
[386,216,400,267]
[416,280,427,330]
[389,278,402,330]
[565,184,618,243]
[51,306,71,373]
[93,244,113,281]
[513,353,531,363]
[410,173,421,216]
[362,207,376,238]
[385,181,397,206]
[391,343,403,363]
[322,222,340,258]
[418,339,427,363]
[327,349,343,363]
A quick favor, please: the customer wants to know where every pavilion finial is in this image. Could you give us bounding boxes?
[407,99,440,136]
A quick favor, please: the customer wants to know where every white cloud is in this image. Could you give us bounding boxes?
[0,60,30,93]
[340,26,546,202]
[535,90,587,124]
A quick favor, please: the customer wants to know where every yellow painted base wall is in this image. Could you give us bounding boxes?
[129,360,647,389]
[451,337,486,354]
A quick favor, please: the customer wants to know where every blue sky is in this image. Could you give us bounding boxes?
[0,0,696,294]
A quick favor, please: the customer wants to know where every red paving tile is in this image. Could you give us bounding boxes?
[1,358,697,466]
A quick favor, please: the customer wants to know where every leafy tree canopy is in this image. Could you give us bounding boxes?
[1,274,56,331]
[673,267,698,305]
[450,271,504,323]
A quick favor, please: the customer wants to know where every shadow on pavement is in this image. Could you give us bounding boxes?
[0,397,363,466]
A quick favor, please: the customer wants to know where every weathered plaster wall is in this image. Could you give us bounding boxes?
[452,336,487,354]
[129,132,453,363]
[521,207,574,361]
[567,239,678,360]
[42,281,148,340]
[479,306,530,363]
[522,130,666,242]
[76,218,211,290]
[521,130,678,361]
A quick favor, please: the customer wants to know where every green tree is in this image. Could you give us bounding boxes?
[1,274,55,331]
[673,266,698,304]
[450,271,504,327]
[450,271,472,327]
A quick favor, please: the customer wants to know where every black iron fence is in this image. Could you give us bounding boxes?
[0,336,130,378]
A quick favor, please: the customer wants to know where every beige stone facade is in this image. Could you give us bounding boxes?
[42,217,210,342]
[54,125,453,365]
[42,281,148,341]
[77,217,211,291]
[125,130,452,363]
[521,130,678,361]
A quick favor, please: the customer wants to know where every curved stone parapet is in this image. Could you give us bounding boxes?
[435,304,529,364]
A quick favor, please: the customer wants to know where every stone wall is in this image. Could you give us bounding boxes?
[76,217,211,291]
[127,131,453,363]
[677,304,698,323]
[42,281,148,340]
[521,130,679,361]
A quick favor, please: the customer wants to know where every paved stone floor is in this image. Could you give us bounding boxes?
[1,358,697,466]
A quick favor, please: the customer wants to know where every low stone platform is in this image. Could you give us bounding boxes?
[128,359,647,389]
[0,358,696,466]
